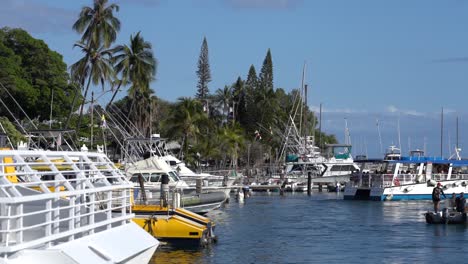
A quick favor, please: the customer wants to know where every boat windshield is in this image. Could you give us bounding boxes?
[168,171,181,182]
[130,173,163,183]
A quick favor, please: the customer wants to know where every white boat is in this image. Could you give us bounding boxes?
[125,156,228,214]
[0,147,158,263]
[285,144,360,178]
[383,145,402,160]
[344,152,468,201]
[160,154,237,189]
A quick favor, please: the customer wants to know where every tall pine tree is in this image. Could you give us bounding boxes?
[243,65,259,137]
[196,37,211,99]
[259,49,273,91]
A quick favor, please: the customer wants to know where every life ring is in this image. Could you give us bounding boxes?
[394,178,400,186]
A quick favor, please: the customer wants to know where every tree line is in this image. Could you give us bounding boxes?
[0,0,337,170]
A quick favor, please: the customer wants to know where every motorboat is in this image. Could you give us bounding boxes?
[125,156,228,214]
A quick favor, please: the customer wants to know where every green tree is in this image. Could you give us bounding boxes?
[259,49,273,91]
[0,117,26,147]
[195,37,211,99]
[110,32,156,110]
[242,65,258,135]
[214,85,232,122]
[231,77,245,125]
[0,28,74,122]
[72,0,120,49]
[68,0,121,130]
[165,97,206,160]
[70,41,114,131]
[218,124,245,168]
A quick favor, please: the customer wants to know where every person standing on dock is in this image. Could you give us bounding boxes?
[432,182,446,213]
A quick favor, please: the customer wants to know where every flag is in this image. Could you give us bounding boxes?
[101,115,107,128]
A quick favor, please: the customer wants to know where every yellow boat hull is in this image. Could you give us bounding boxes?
[132,205,216,246]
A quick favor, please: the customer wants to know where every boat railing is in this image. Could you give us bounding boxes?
[0,150,134,256]
[348,172,468,188]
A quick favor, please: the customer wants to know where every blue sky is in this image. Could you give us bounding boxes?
[2,0,468,157]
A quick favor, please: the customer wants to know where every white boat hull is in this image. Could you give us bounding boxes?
[344,180,468,201]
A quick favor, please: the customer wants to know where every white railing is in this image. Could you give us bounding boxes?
[0,150,134,256]
[348,173,468,188]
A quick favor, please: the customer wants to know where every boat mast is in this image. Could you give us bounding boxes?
[303,84,308,151]
[397,116,401,154]
[318,103,322,148]
[440,107,444,157]
[377,119,383,156]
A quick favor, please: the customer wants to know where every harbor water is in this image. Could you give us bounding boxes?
[151,192,468,263]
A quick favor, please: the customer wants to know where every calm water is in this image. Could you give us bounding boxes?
[151,192,468,264]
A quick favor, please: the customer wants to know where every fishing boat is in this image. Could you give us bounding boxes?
[0,144,158,263]
[384,145,402,160]
[126,156,229,214]
[285,143,360,178]
[344,151,468,201]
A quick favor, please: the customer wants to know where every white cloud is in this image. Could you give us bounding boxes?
[403,110,425,117]
[385,105,425,117]
[387,105,398,113]
[309,105,367,114]
[0,0,75,34]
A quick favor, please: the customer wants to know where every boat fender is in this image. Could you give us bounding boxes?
[427,179,437,187]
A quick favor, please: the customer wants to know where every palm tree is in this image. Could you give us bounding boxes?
[108,32,157,108]
[73,0,120,49]
[166,97,206,160]
[214,85,232,122]
[70,41,114,131]
[219,124,245,169]
[66,0,120,129]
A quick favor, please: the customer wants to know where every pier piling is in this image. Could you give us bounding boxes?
[307,172,312,196]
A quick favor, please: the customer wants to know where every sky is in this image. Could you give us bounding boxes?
[2,0,468,158]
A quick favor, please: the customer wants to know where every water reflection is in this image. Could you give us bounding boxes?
[151,246,207,264]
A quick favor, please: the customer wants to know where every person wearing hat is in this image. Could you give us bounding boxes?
[432,182,446,213]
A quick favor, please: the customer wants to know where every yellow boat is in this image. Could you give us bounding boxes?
[132,204,217,246]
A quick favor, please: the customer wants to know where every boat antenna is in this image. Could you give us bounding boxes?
[376,118,383,156]
[408,137,411,154]
[299,62,306,137]
[344,118,351,145]
[456,116,459,150]
[397,116,401,154]
[364,138,368,158]
[448,133,452,157]
[49,87,54,129]
[423,137,426,155]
